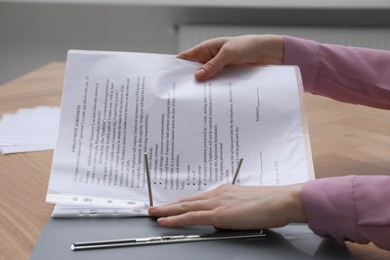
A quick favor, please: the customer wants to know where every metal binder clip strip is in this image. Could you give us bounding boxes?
[71,230,266,251]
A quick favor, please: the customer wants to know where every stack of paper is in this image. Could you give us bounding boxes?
[46,50,314,210]
[0,106,60,154]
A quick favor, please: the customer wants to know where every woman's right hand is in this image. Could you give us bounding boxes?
[177,35,285,81]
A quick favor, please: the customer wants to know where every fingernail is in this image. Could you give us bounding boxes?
[157,217,166,223]
[195,68,206,79]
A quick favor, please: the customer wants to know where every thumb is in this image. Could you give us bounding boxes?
[195,51,233,81]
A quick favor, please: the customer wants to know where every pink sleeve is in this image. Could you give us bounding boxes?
[302,176,390,250]
[284,36,390,249]
[283,35,390,110]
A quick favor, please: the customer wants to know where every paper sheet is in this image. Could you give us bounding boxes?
[0,106,60,154]
[46,50,314,207]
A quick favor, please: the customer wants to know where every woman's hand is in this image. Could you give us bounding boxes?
[177,35,285,81]
[148,183,306,230]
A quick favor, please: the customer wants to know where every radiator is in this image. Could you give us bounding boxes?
[178,24,390,52]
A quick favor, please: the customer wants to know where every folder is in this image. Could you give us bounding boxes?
[30,218,352,260]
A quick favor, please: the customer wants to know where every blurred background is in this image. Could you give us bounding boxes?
[1,0,390,85]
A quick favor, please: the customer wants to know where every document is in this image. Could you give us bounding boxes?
[46,50,314,209]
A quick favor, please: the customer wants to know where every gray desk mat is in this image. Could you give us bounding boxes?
[30,217,352,260]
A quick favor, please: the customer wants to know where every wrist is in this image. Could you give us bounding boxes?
[286,183,307,223]
[260,35,285,65]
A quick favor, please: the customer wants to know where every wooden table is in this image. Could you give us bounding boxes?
[0,63,389,260]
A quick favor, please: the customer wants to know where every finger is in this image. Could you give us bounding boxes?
[149,199,213,217]
[177,45,214,63]
[156,210,215,227]
[195,46,237,80]
[195,57,226,80]
[177,37,228,62]
[162,187,219,206]
[176,48,204,63]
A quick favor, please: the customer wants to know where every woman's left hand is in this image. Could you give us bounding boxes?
[148,183,306,230]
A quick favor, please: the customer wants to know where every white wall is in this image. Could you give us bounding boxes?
[0,4,179,84]
[1,2,389,84]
